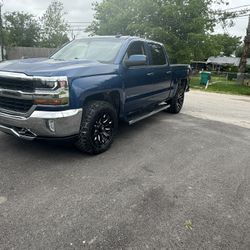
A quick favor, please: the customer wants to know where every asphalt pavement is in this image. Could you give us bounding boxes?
[0,91,250,250]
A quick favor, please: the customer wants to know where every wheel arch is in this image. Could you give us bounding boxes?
[172,78,188,96]
[83,91,122,116]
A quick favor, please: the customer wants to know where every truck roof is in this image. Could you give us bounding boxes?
[76,35,164,46]
[77,35,136,40]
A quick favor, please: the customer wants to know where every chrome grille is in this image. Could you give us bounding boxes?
[0,96,33,113]
[0,76,34,92]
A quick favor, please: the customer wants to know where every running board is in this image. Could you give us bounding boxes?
[128,104,170,125]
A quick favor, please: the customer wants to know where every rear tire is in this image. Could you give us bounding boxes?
[167,82,185,114]
[75,101,118,155]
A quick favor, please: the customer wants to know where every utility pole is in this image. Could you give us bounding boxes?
[238,15,250,85]
[0,0,4,61]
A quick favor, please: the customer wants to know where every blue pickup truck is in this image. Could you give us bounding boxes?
[0,36,189,154]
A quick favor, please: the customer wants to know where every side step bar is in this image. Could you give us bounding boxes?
[128,104,170,125]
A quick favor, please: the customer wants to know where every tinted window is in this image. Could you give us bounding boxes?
[148,43,166,65]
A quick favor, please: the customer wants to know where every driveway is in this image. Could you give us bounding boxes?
[0,91,250,249]
[184,90,250,129]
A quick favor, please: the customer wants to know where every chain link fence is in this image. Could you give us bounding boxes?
[191,70,250,86]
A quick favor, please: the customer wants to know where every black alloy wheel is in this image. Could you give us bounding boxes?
[167,82,186,114]
[75,101,118,154]
[176,87,185,111]
[92,113,114,148]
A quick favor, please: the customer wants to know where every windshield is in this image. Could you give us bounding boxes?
[51,38,123,63]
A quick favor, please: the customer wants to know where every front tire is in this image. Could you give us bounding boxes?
[75,101,118,155]
[167,82,185,114]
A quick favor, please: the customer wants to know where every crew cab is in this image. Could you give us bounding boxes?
[0,36,189,154]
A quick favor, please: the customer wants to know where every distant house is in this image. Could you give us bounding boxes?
[191,56,250,72]
[207,56,250,68]
[190,61,208,71]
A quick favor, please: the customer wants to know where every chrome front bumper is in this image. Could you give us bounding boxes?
[0,109,82,140]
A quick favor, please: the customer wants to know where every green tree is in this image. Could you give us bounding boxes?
[208,34,241,56]
[189,34,241,60]
[4,12,40,47]
[40,0,69,48]
[87,0,241,63]
[235,45,250,58]
[235,46,243,57]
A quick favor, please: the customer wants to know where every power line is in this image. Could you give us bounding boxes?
[68,21,91,24]
[69,24,89,27]
[67,7,250,26]
[68,29,86,31]
[66,11,250,34]
[226,14,250,19]
[222,4,250,11]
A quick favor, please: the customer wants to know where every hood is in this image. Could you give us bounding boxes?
[0,58,119,78]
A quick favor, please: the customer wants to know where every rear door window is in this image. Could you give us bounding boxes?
[148,43,167,66]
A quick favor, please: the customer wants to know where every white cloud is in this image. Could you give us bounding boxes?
[214,0,249,40]
[2,0,101,38]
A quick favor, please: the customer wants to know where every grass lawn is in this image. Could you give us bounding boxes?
[190,76,250,96]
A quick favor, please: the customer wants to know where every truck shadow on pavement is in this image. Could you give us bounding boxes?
[0,112,173,163]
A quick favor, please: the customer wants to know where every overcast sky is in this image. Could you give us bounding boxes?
[1,0,249,39]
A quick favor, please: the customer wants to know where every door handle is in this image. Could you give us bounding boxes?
[147,72,154,76]
[166,71,171,74]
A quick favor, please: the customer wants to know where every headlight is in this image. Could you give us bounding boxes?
[33,76,69,106]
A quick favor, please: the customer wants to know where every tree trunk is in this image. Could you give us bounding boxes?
[238,16,250,85]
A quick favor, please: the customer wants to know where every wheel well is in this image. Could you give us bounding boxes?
[84,91,121,114]
[175,78,187,92]
[180,78,187,87]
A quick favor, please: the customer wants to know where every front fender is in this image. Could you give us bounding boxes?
[69,74,124,109]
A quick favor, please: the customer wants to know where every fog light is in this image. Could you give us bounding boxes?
[47,120,55,133]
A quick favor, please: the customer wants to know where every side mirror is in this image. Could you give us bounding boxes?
[124,55,147,67]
